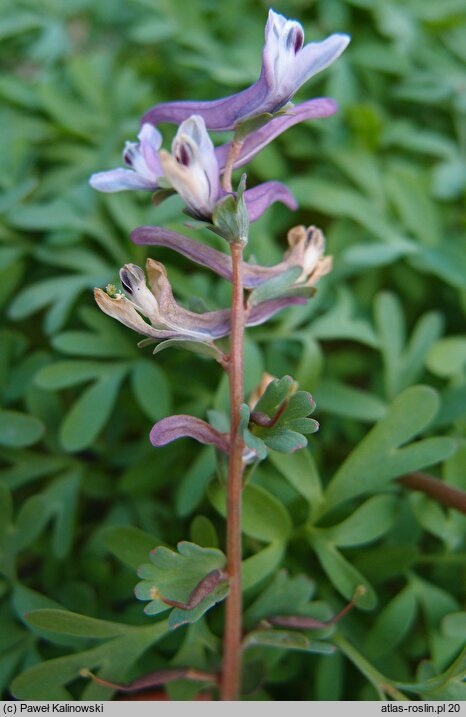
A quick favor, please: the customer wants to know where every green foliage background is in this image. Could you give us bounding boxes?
[0,0,465,701]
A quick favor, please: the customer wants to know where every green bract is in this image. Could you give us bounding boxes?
[135,541,228,629]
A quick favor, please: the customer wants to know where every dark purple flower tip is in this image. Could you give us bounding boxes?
[150,414,230,453]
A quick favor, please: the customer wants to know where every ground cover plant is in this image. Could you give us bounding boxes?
[0,0,465,702]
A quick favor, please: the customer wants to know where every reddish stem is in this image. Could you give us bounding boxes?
[397,472,466,515]
[220,241,245,701]
[221,140,244,193]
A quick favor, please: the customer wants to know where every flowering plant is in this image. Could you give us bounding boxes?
[88,9,352,698]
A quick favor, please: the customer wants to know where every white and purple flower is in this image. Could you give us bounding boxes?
[89,116,296,222]
[141,10,350,132]
[94,258,308,346]
[90,124,163,193]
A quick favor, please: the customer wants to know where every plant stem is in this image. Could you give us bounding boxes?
[397,471,466,515]
[334,634,410,701]
[220,240,245,701]
[221,139,244,193]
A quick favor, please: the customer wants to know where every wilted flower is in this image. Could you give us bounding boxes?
[89,116,296,221]
[94,259,308,346]
[142,10,350,132]
[132,224,332,289]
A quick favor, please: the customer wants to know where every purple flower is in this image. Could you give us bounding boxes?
[150,415,259,463]
[89,124,163,192]
[142,10,350,132]
[215,98,338,171]
[94,259,307,346]
[150,415,230,453]
[89,116,296,221]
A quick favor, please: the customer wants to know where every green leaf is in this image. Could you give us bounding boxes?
[375,293,443,398]
[313,381,387,422]
[262,427,308,453]
[249,267,302,306]
[244,571,314,629]
[245,628,335,655]
[310,537,377,610]
[253,375,296,416]
[344,243,412,268]
[189,516,218,548]
[442,612,466,638]
[251,385,318,454]
[0,484,13,537]
[352,546,419,586]
[151,338,222,361]
[42,470,81,559]
[269,448,323,507]
[365,585,418,658]
[324,386,456,510]
[310,288,379,347]
[7,275,96,334]
[426,336,466,378]
[316,495,399,547]
[212,174,249,244]
[136,541,227,627]
[235,112,274,140]
[395,648,466,696]
[14,496,49,551]
[289,177,400,246]
[11,622,169,700]
[316,652,344,701]
[60,366,127,451]
[104,526,158,570]
[243,426,268,460]
[25,610,132,639]
[242,542,285,591]
[208,482,292,542]
[409,493,450,543]
[414,243,466,291]
[131,360,171,421]
[36,361,111,389]
[175,446,216,517]
[385,165,441,246]
[411,575,462,666]
[0,410,45,447]
[433,384,466,428]
[52,330,133,359]
[0,489,49,579]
